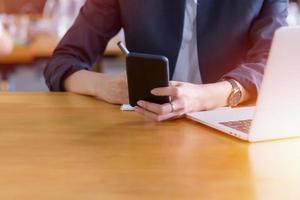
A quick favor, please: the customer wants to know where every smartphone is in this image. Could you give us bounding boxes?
[126,52,170,107]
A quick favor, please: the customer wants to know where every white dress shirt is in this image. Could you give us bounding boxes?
[172,0,202,84]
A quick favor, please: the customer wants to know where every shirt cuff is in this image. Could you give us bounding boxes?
[45,63,89,91]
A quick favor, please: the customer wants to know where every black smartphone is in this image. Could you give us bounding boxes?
[126,52,170,107]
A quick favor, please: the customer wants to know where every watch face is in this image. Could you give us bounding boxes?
[229,90,242,107]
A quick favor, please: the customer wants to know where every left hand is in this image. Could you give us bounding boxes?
[135,81,225,122]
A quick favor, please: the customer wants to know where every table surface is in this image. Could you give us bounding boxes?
[0,92,300,200]
[0,34,122,65]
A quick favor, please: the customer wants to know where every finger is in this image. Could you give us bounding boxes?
[137,98,186,114]
[169,81,182,87]
[168,99,186,112]
[151,86,179,97]
[135,106,179,122]
[137,100,173,115]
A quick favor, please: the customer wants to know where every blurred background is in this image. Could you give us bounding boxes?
[0,0,298,92]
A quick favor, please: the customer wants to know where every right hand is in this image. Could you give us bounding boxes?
[95,72,129,104]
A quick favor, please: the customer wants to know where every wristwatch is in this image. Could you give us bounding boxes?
[225,79,242,107]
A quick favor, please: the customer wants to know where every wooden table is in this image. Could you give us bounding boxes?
[0,93,300,200]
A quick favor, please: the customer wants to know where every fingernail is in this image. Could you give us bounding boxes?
[137,101,144,106]
[151,90,157,95]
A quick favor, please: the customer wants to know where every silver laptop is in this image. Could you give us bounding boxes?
[187,26,300,142]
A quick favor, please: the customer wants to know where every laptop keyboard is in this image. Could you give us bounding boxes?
[219,119,252,134]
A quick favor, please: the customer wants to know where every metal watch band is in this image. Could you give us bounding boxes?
[223,78,242,107]
[226,79,240,92]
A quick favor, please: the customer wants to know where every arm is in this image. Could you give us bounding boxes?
[44,0,127,103]
[64,70,128,104]
[222,0,288,97]
[135,80,248,122]
[136,0,287,122]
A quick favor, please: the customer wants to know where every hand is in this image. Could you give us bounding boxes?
[135,81,233,122]
[95,72,129,104]
[64,70,129,105]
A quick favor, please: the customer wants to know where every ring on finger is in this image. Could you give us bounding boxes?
[169,102,176,113]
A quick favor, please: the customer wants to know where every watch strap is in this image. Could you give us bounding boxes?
[227,79,240,92]
[223,78,242,107]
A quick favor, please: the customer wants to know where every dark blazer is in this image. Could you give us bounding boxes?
[44,0,288,95]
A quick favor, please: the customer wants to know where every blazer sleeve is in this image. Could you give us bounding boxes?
[222,0,288,96]
[44,0,122,91]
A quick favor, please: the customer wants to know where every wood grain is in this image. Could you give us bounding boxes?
[0,93,299,200]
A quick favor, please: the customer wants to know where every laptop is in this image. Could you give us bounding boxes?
[187,26,300,142]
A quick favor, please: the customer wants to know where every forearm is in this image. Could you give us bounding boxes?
[64,70,128,104]
[137,80,251,121]
[64,70,106,97]
[44,0,122,91]
[203,81,250,110]
[221,0,287,98]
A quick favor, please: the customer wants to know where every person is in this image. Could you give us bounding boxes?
[0,20,12,55]
[44,0,287,122]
